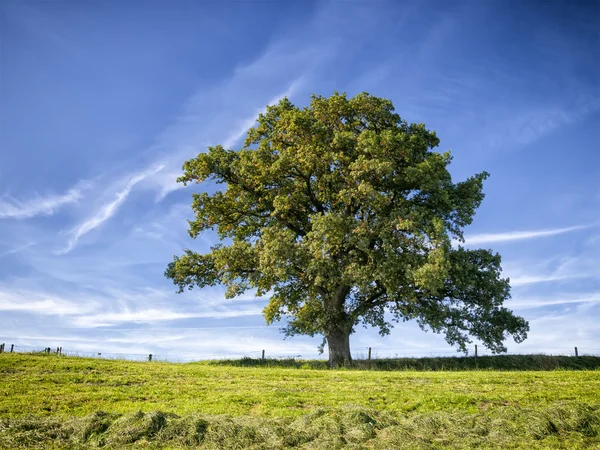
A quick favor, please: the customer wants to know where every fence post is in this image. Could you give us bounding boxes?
[10,344,14,353]
[474,345,478,358]
[575,347,578,357]
[261,349,265,360]
[0,343,4,353]
[368,347,372,361]
[148,354,152,362]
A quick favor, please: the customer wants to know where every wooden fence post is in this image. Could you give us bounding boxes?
[368,347,372,361]
[261,350,265,360]
[474,345,478,358]
[10,344,14,353]
[148,354,152,362]
[575,347,578,357]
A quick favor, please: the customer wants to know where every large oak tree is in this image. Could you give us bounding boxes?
[166,92,529,366]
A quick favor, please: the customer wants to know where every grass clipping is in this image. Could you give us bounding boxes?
[1,403,599,449]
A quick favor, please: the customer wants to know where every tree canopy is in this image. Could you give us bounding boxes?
[166,92,529,366]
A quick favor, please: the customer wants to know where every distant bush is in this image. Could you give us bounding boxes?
[209,354,600,371]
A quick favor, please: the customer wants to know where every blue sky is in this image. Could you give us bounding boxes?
[1,0,599,360]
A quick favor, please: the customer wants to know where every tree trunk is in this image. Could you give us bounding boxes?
[326,324,352,367]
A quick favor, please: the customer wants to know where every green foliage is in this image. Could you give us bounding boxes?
[166,92,528,361]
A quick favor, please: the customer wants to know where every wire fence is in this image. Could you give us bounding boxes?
[1,342,598,363]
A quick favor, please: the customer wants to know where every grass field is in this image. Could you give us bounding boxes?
[1,353,599,448]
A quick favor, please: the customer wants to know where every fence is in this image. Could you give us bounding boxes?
[0,342,598,363]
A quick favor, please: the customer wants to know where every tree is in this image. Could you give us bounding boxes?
[165,92,529,366]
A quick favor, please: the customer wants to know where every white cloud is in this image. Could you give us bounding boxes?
[507,292,600,309]
[516,303,600,353]
[0,328,321,360]
[510,274,576,286]
[153,168,188,202]
[0,184,87,219]
[58,164,164,254]
[0,281,267,328]
[0,291,97,316]
[464,224,590,245]
[71,305,264,328]
[508,260,598,287]
[505,239,600,287]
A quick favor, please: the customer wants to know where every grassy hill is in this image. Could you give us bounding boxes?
[1,353,599,448]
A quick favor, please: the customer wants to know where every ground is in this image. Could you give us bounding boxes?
[0,354,599,448]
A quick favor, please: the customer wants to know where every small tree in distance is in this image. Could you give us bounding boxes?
[165,92,529,367]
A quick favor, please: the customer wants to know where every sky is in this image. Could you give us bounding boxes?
[0,0,599,361]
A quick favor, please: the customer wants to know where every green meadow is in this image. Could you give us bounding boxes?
[1,353,599,449]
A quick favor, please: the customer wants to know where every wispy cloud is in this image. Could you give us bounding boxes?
[0,185,86,219]
[154,169,189,203]
[72,305,264,328]
[58,165,164,254]
[143,1,374,208]
[510,274,579,286]
[223,79,304,149]
[493,95,600,146]
[508,292,600,309]
[509,259,599,286]
[0,241,35,259]
[0,290,97,316]
[0,282,267,328]
[0,328,321,360]
[140,7,343,204]
[504,237,600,286]
[153,78,304,202]
[464,224,590,245]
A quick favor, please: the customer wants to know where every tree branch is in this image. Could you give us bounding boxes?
[349,284,387,320]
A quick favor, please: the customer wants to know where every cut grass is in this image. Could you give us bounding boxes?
[0,354,599,448]
[2,404,600,449]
